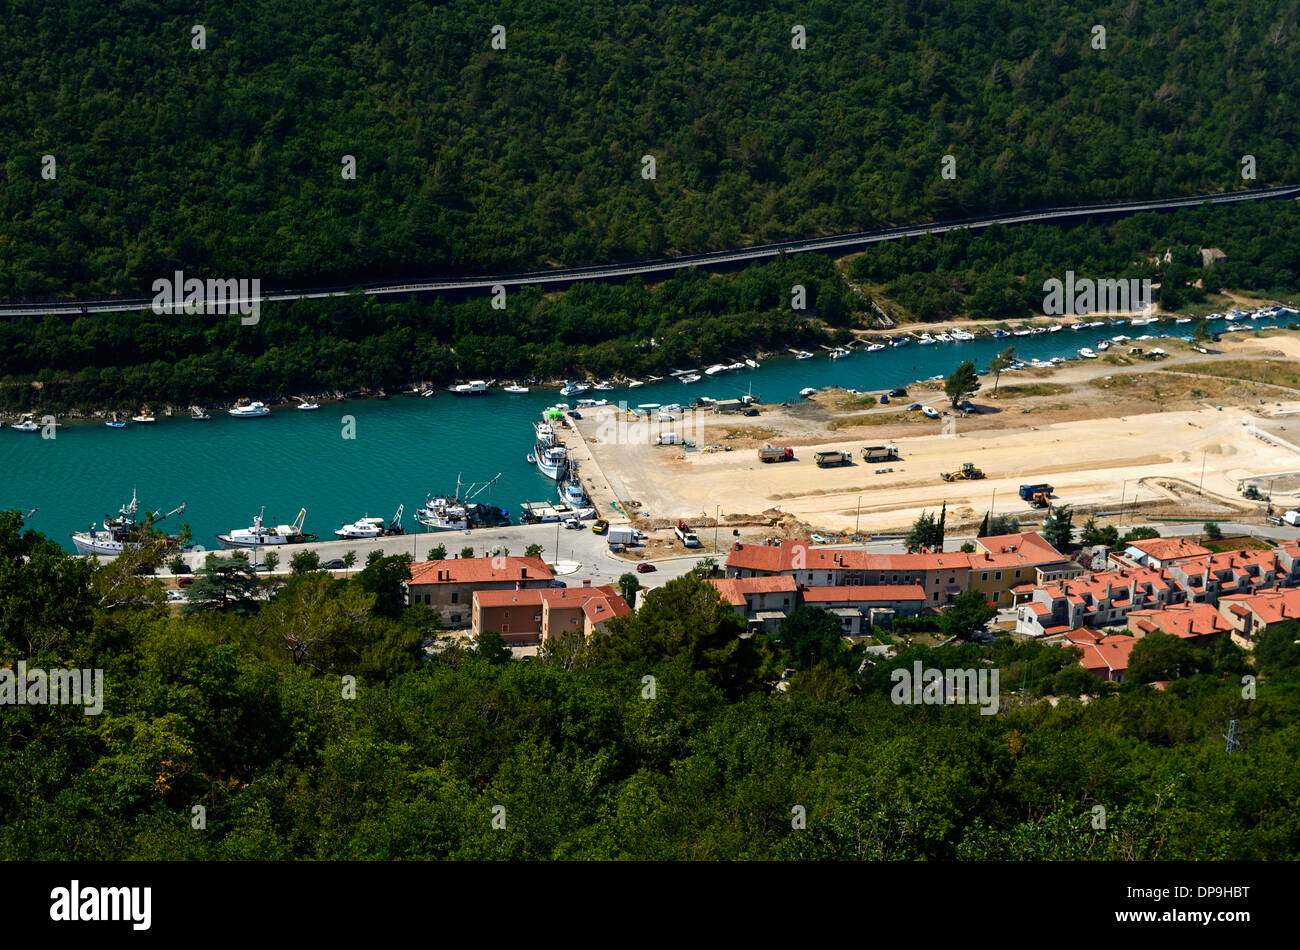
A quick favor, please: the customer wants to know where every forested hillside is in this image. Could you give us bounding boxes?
[2,0,1298,297]
[2,514,1298,860]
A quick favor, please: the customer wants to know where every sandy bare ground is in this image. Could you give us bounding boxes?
[575,334,1300,539]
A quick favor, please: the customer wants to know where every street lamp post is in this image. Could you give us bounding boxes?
[1199,448,1208,495]
[714,504,720,552]
[1119,479,1128,524]
[855,494,862,535]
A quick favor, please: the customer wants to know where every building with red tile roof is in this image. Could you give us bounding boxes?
[724,540,970,609]
[407,556,554,627]
[1126,603,1230,645]
[969,532,1073,606]
[1217,587,1300,647]
[473,582,631,644]
[1064,628,1137,682]
[1016,565,1184,637]
[1123,536,1211,568]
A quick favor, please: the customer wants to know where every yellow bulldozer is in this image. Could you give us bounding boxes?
[941,461,985,482]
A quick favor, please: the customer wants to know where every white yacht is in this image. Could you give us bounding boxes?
[217,508,314,548]
[935,333,953,343]
[450,380,487,396]
[950,329,975,341]
[592,381,615,391]
[559,381,588,397]
[828,347,851,359]
[679,373,702,384]
[794,350,814,359]
[1078,347,1098,359]
[502,384,530,394]
[229,402,271,418]
[297,400,320,410]
[704,364,729,376]
[916,333,936,345]
[334,505,404,539]
[865,342,886,352]
[11,415,40,432]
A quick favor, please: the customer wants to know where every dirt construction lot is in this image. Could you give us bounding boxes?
[574,333,1300,539]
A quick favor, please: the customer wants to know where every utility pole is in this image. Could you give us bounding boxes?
[714,504,720,552]
[1223,719,1242,754]
[1199,448,1208,495]
[1119,479,1128,524]
[855,494,862,535]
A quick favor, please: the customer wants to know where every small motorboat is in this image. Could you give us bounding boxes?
[298,402,320,410]
[794,350,814,359]
[922,406,940,419]
[591,381,615,391]
[679,374,702,384]
[526,454,536,465]
[865,343,886,352]
[105,421,126,429]
[190,409,211,420]
[799,387,818,398]
[502,384,530,394]
[828,347,851,359]
[916,333,936,345]
[131,411,156,424]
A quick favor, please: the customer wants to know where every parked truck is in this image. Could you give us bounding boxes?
[814,450,853,468]
[1019,483,1054,501]
[861,443,899,462]
[607,527,640,546]
[758,446,795,463]
[674,519,702,547]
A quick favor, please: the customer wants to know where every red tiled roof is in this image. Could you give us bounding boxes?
[725,540,972,575]
[974,532,1067,568]
[799,584,927,604]
[1068,633,1137,673]
[708,575,799,606]
[1127,537,1211,561]
[410,557,553,585]
[1218,588,1300,625]
[475,585,631,621]
[1127,603,1229,639]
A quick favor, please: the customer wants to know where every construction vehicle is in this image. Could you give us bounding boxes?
[1019,483,1053,502]
[758,446,795,463]
[674,519,702,548]
[861,443,899,462]
[1027,491,1052,509]
[941,462,985,482]
[1242,484,1262,500]
[814,450,853,468]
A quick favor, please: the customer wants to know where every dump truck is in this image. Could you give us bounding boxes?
[861,444,899,462]
[1019,484,1053,501]
[758,446,795,463]
[674,520,702,548]
[941,462,985,481]
[814,450,853,468]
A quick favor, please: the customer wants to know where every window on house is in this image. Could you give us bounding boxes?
[424,594,431,605]
[450,591,459,603]
[1015,570,1021,578]
[982,572,989,581]
[995,572,1002,580]
[501,624,510,633]
[783,597,790,606]
[826,573,832,583]
[450,614,461,624]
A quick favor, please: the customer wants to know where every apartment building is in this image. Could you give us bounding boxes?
[969,532,1072,606]
[472,582,631,645]
[407,556,554,627]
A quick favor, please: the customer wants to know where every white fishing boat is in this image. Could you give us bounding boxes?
[450,380,487,396]
[11,415,40,432]
[70,490,187,557]
[794,351,814,360]
[131,410,156,424]
[535,444,568,479]
[229,401,271,418]
[190,407,211,420]
[828,347,851,359]
[1225,323,1251,331]
[592,381,615,391]
[1130,316,1157,326]
[865,342,886,352]
[727,362,746,371]
[679,373,702,384]
[417,475,509,530]
[1078,347,1098,359]
[217,508,315,548]
[502,384,530,394]
[559,381,588,397]
[1097,341,1111,351]
[1012,328,1032,337]
[1048,324,1063,333]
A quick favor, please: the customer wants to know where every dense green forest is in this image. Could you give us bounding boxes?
[3,199,1300,412]
[2,1,1298,298]
[3,512,1297,859]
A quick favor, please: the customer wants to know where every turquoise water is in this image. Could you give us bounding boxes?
[2,313,1291,551]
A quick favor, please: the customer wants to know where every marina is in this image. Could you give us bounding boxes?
[2,309,1297,553]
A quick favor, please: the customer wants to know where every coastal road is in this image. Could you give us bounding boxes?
[4,185,1299,317]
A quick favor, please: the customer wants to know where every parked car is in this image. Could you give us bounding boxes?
[906,403,923,411]
[636,561,657,573]
[322,558,346,569]
[166,589,185,602]
[173,563,192,575]
[888,387,909,397]
[563,517,583,529]
[177,577,194,586]
[879,394,890,405]
[567,410,582,420]
[742,408,760,417]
